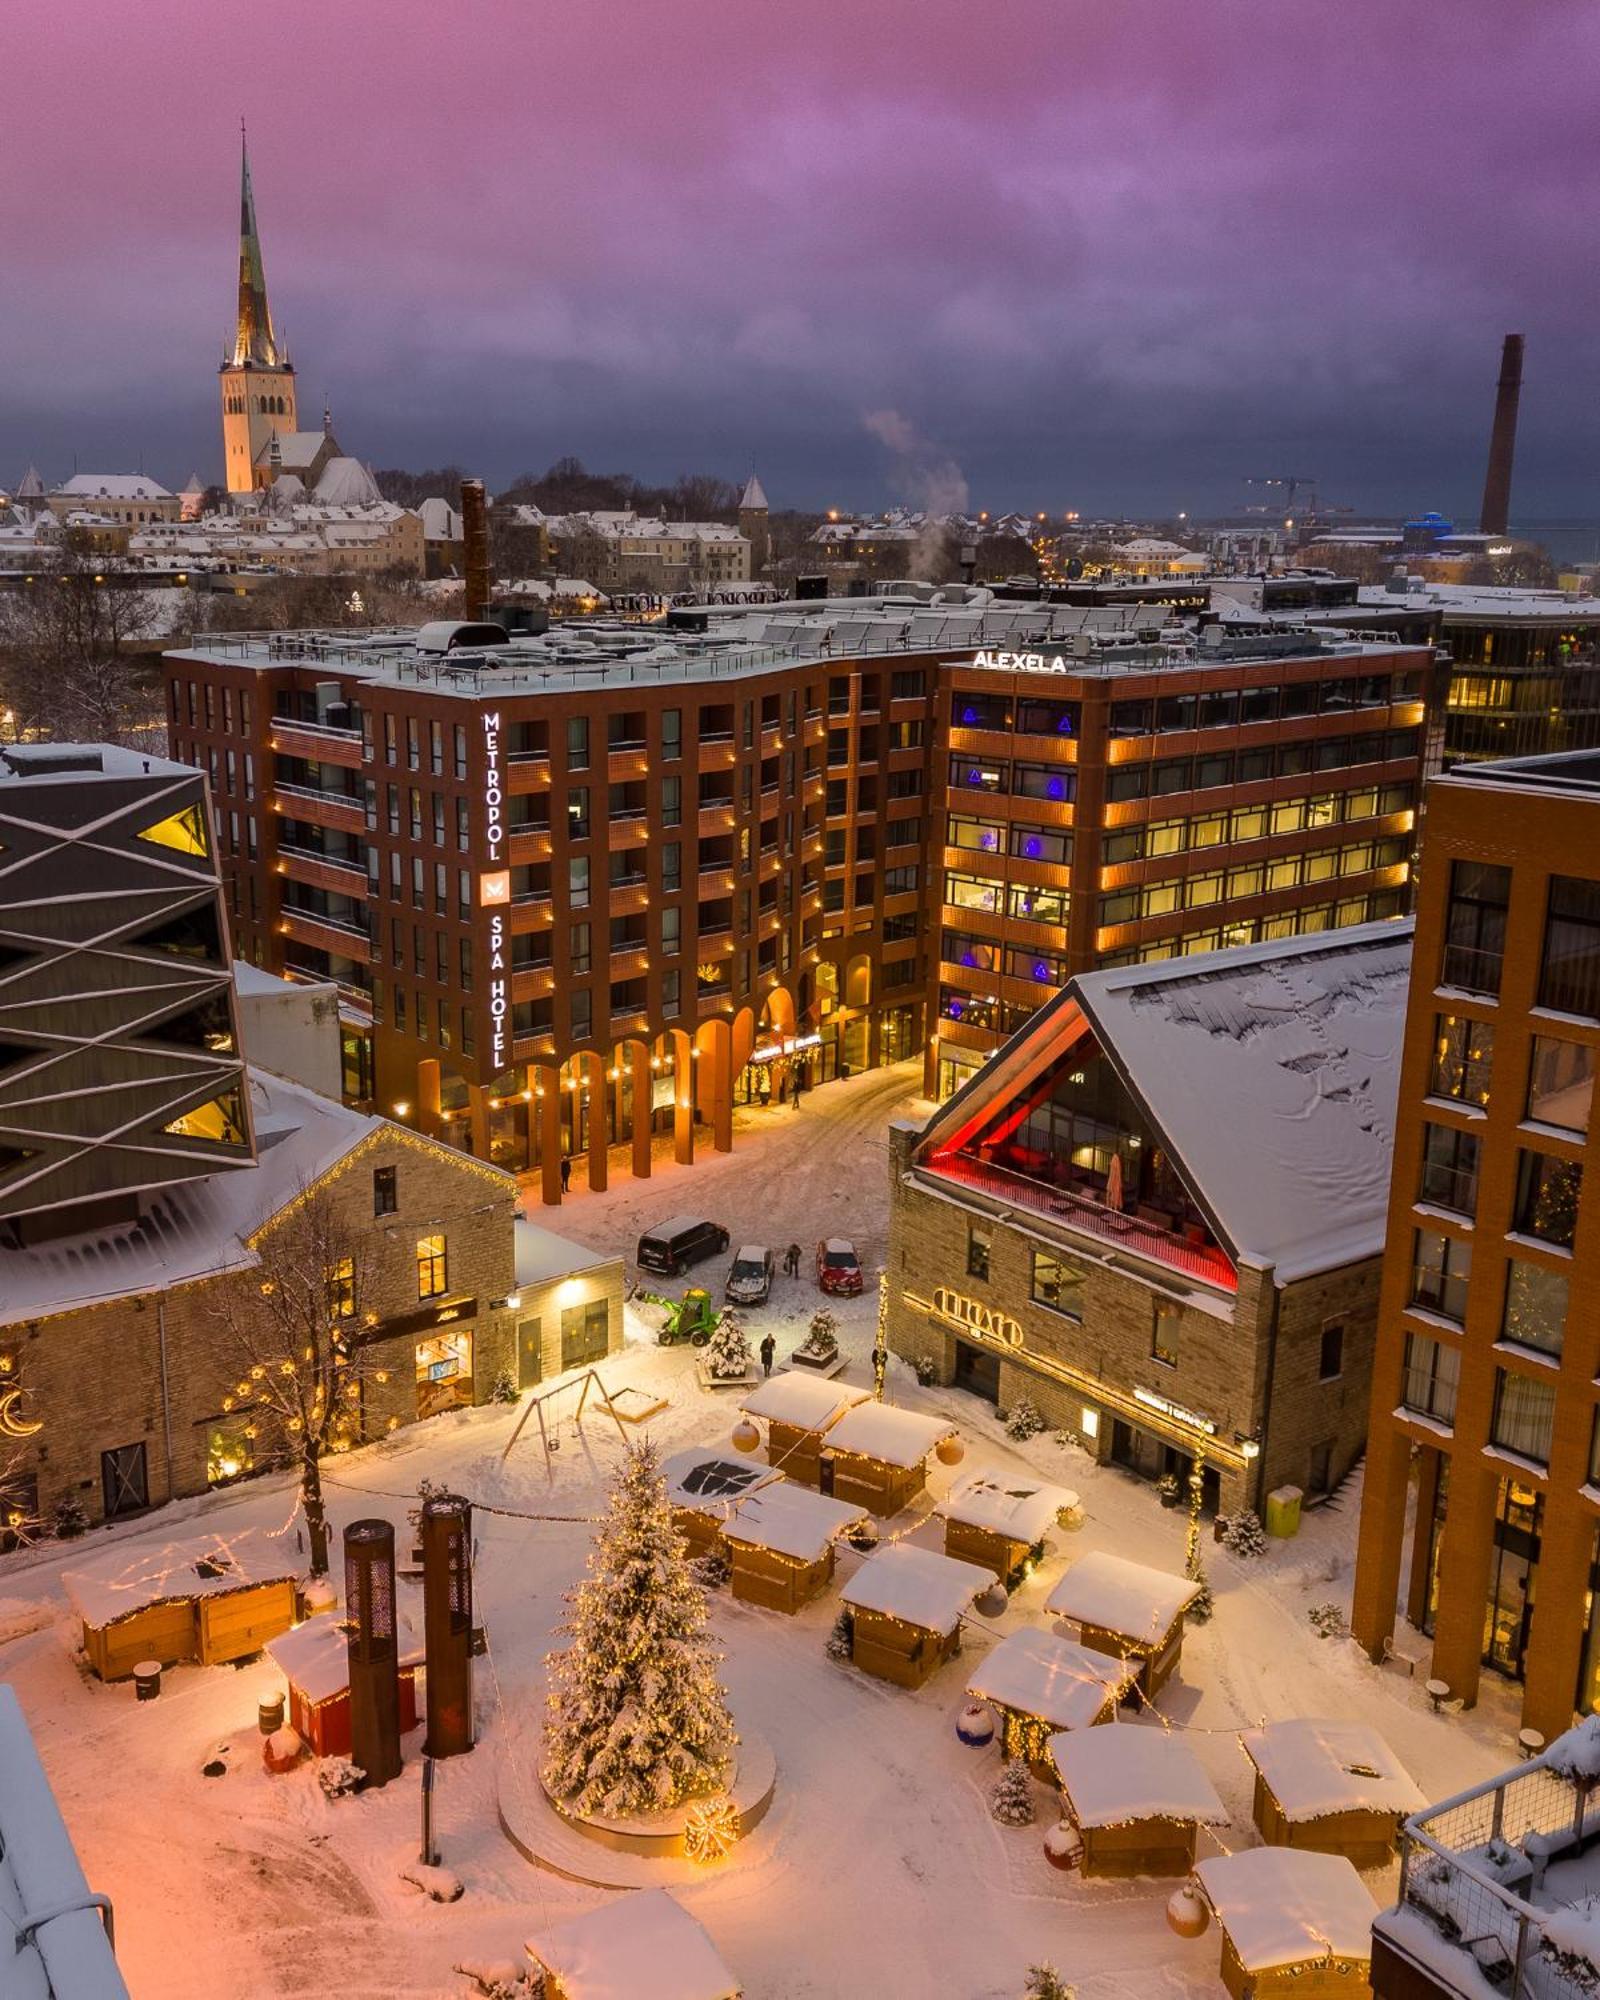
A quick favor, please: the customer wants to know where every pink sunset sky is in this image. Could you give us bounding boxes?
[5,0,1599,516]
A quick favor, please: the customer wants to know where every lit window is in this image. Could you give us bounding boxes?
[163,1090,248,1147]
[326,1256,356,1319]
[416,1232,447,1299]
[137,804,210,858]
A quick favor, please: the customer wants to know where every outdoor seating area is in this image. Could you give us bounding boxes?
[937,1471,1079,1588]
[737,1372,871,1487]
[1196,1848,1379,1999]
[1050,1722,1225,1877]
[721,1482,869,1614]
[965,1627,1136,1775]
[1045,1550,1200,1702]
[840,1543,993,1689]
[1242,1716,1424,1867]
[818,1401,960,1515]
[61,1531,299,1681]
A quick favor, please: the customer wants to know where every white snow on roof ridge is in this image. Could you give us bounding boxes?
[1242,1716,1425,1820]
[937,1471,1077,1540]
[1051,1720,1227,1827]
[1044,1550,1200,1639]
[528,1886,738,2000]
[738,1372,870,1429]
[823,1401,956,1467]
[841,1543,992,1632]
[966,1626,1136,1730]
[723,1481,866,1560]
[1196,1848,1378,1972]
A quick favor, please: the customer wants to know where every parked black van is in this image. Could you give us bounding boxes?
[636,1215,731,1276]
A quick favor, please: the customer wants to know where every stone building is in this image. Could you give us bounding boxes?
[885,923,1412,1518]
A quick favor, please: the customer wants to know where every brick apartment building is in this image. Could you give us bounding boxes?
[1353,749,1600,1740]
[165,594,1441,1202]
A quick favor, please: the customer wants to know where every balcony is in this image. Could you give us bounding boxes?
[272,783,364,836]
[280,907,373,962]
[269,717,364,768]
[923,1150,1236,1292]
[279,845,367,897]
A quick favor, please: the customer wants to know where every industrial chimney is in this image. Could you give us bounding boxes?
[1478,333,1524,538]
[461,477,490,620]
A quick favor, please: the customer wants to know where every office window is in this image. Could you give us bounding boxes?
[661,908,680,955]
[1031,1248,1085,1319]
[1490,1368,1556,1465]
[1442,859,1510,996]
[662,775,682,827]
[967,1220,992,1282]
[567,716,589,770]
[1527,1036,1595,1133]
[1418,1122,1480,1217]
[569,857,590,908]
[1501,1261,1568,1358]
[1411,1227,1471,1322]
[567,787,590,840]
[1151,1300,1179,1367]
[1430,1015,1493,1107]
[1319,1322,1344,1381]
[373,1166,397,1217]
[406,719,420,771]
[662,708,681,759]
[1401,1330,1459,1424]
[1514,1150,1582,1249]
[416,1232,447,1299]
[1540,875,1600,1018]
[571,922,591,975]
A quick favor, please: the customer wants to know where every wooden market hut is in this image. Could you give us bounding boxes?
[266,1613,424,1758]
[1195,1848,1379,2000]
[937,1472,1078,1589]
[738,1373,871,1488]
[840,1543,993,1689]
[817,1402,958,1516]
[527,1887,740,2000]
[661,1447,783,1556]
[1242,1717,1425,1868]
[965,1626,1137,1776]
[721,1482,869,1614]
[1044,1551,1200,1703]
[1050,1722,1226,1877]
[62,1532,298,1681]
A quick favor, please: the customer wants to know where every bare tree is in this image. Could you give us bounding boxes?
[0,536,161,745]
[210,1186,386,1576]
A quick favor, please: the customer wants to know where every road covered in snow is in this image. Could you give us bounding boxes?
[0,1064,1524,1998]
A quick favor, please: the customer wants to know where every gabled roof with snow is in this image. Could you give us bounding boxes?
[739,473,769,511]
[966,1627,1135,1729]
[1242,1717,1425,1822]
[257,431,333,472]
[528,1888,739,2000]
[313,457,382,507]
[267,1610,422,1702]
[739,1372,870,1431]
[841,1543,992,1634]
[1045,1551,1199,1642]
[1051,1722,1227,1828]
[823,1401,956,1468]
[62,1527,297,1628]
[937,1472,1077,1542]
[52,473,173,501]
[1196,1849,1378,1973]
[723,1480,866,1561]
[418,496,463,540]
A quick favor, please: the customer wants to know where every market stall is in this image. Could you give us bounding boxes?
[527,1887,740,2000]
[737,1373,871,1488]
[1044,1551,1200,1703]
[1194,1848,1379,1999]
[937,1472,1078,1588]
[661,1447,782,1556]
[1050,1721,1226,1876]
[817,1403,958,1516]
[265,1613,424,1758]
[62,1532,299,1681]
[1242,1717,1424,1867]
[840,1543,992,1689]
[965,1626,1137,1775]
[721,1482,869,1614]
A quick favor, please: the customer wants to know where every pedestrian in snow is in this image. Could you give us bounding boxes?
[559,1155,571,1194]
[759,1331,776,1377]
[784,1242,802,1279]
[791,1070,804,1110]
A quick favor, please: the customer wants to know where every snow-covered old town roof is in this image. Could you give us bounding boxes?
[0,1686,129,2000]
[841,1544,992,1634]
[527,1888,739,2000]
[1242,1718,1425,1822]
[267,1611,423,1703]
[61,1529,298,1629]
[937,1472,1077,1543]
[513,1216,617,1288]
[1051,1723,1227,1829]
[966,1628,1136,1730]
[822,1402,956,1468]
[51,473,173,501]
[1045,1551,1200,1642]
[738,1372,870,1431]
[1196,1849,1379,1973]
[661,1449,781,1520]
[418,495,463,541]
[313,457,382,507]
[722,1481,867,1562]
[739,472,768,510]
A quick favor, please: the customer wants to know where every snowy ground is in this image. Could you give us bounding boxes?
[0,1063,1530,1998]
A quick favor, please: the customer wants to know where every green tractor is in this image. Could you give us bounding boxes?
[638,1285,720,1347]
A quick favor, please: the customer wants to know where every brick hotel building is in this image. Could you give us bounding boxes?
[166,596,1442,1201]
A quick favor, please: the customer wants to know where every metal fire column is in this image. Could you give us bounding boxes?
[421,1492,475,1756]
[343,1518,402,1786]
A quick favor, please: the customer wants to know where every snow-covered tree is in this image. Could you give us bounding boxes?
[543,1439,736,1816]
[1024,1965,1075,2000]
[704,1310,752,1382]
[796,1309,839,1363]
[1221,1509,1267,1559]
[991,1760,1037,1825]
[1005,1393,1045,1441]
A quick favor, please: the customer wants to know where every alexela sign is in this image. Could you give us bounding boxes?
[972,648,1070,675]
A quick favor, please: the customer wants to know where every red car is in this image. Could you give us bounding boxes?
[816,1237,863,1296]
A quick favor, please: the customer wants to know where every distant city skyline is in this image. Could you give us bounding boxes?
[6,0,1599,518]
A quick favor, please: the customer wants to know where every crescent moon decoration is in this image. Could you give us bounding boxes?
[0,1387,42,1439]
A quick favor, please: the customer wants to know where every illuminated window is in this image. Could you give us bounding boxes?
[137,804,210,858]
[416,1232,447,1299]
[326,1256,356,1318]
[163,1089,247,1147]
[1151,1299,1180,1367]
[1430,1015,1493,1106]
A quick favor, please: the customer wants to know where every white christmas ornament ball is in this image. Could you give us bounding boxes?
[1166,1884,1210,1938]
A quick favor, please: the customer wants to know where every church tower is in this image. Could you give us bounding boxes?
[738,471,770,576]
[219,134,296,494]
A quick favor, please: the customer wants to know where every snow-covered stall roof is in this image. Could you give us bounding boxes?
[527,1887,739,2000]
[0,1686,129,2000]
[1242,1717,1425,1822]
[966,1627,1136,1731]
[514,1215,617,1288]
[937,1472,1077,1543]
[1051,1722,1226,1829]
[1196,1849,1379,1974]
[61,1530,298,1629]
[1045,1551,1199,1643]
[842,1544,992,1635]
[661,1448,780,1521]
[266,1612,423,1705]
[821,1402,955,1468]
[738,1372,870,1431]
[723,1482,866,1562]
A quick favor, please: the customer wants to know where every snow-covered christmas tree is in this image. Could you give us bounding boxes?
[543,1439,737,1816]
[704,1309,752,1382]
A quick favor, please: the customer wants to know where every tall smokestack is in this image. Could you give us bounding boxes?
[461,477,490,620]
[1478,333,1524,537]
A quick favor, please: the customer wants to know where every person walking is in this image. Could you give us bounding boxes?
[784,1242,802,1279]
[791,1069,804,1111]
[559,1155,571,1194]
[759,1331,776,1378]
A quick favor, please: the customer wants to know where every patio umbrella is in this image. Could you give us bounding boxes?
[1105,1153,1125,1212]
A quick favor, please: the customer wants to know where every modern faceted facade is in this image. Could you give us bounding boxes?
[0,745,252,1229]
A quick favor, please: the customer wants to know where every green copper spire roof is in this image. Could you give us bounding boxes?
[232,131,287,370]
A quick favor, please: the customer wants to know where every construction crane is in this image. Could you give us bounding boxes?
[1241,476,1353,528]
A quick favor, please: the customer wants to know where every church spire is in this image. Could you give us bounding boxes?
[232,126,287,370]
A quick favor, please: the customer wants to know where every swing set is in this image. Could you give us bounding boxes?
[500,1368,667,1473]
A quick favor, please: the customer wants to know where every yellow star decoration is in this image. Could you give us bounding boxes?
[682,1795,741,1865]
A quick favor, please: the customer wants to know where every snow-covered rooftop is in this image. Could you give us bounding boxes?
[1357,580,1600,622]
[52,473,173,501]
[660,1449,780,1519]
[1243,1717,1425,1822]
[723,1481,867,1561]
[738,1373,870,1431]
[822,1402,955,1468]
[937,1472,1077,1543]
[527,1887,739,2000]
[1196,1848,1379,1973]
[1045,1551,1199,1642]
[1051,1722,1227,1829]
[267,1611,422,1705]
[61,1529,298,1629]
[841,1544,992,1634]
[513,1216,617,1288]
[966,1627,1136,1730]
